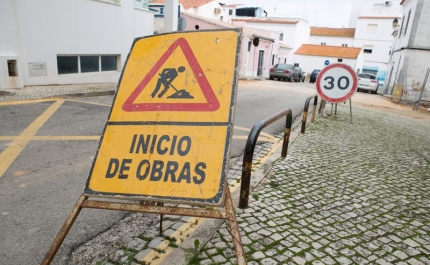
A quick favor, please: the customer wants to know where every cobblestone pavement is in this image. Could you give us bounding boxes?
[0,83,116,101]
[188,104,430,265]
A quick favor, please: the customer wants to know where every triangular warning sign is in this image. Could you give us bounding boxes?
[122,38,220,112]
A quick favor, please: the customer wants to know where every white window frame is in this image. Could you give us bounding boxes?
[57,55,120,75]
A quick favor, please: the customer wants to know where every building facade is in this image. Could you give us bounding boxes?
[0,0,154,90]
[385,0,430,103]
[350,0,403,88]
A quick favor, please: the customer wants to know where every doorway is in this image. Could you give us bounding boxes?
[257,50,264,76]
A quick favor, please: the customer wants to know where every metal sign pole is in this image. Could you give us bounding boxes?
[349,98,353,124]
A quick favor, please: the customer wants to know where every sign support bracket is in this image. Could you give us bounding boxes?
[41,183,246,265]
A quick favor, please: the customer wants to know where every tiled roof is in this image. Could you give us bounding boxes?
[222,4,243,7]
[358,16,401,19]
[310,27,355,37]
[295,44,362,59]
[180,12,237,28]
[231,18,298,24]
[150,0,214,10]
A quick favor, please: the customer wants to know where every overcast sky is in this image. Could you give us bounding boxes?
[230,0,355,28]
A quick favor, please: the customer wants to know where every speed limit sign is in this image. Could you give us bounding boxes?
[316,63,358,103]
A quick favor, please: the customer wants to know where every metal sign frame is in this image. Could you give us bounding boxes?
[41,29,247,264]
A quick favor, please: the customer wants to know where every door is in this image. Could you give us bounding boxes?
[257,50,264,76]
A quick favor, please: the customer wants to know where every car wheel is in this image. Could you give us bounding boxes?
[269,76,273,80]
[372,86,379,94]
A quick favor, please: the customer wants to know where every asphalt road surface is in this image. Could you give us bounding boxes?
[0,80,313,264]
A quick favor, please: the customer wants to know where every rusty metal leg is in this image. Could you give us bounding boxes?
[41,195,88,265]
[158,202,164,234]
[224,185,247,265]
[349,98,353,124]
[335,103,338,116]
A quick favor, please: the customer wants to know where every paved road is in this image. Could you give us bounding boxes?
[0,80,311,265]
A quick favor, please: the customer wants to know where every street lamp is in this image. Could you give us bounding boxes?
[392,18,399,29]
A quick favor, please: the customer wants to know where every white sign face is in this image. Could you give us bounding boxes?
[316,63,358,103]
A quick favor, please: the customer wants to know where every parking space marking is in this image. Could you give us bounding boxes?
[0,100,64,178]
[0,136,101,141]
[65,99,112,107]
[0,99,55,106]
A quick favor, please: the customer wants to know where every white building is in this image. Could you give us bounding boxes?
[231,17,310,65]
[309,28,356,47]
[385,0,430,102]
[294,45,364,74]
[350,0,402,87]
[1,0,154,90]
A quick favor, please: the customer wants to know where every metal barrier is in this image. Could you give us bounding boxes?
[300,94,318,133]
[238,109,292,209]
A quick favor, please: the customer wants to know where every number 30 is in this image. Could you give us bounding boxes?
[323,76,350,90]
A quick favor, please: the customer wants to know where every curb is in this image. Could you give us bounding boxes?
[40,90,115,99]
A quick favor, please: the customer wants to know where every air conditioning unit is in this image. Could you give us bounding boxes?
[214,8,221,14]
[385,1,392,6]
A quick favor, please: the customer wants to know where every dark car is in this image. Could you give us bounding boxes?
[292,67,305,82]
[309,69,321,83]
[269,63,294,81]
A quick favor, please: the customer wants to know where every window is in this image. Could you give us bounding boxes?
[363,45,373,54]
[229,9,233,15]
[279,33,283,41]
[134,0,148,9]
[57,56,78,74]
[80,56,99,73]
[57,55,119,75]
[373,4,383,13]
[338,59,343,62]
[367,24,377,34]
[272,54,275,65]
[321,42,326,46]
[342,44,348,47]
[284,58,286,63]
[101,56,118,71]
[7,60,17,76]
[248,41,251,52]
[220,16,223,21]
[404,10,411,35]
[399,15,405,38]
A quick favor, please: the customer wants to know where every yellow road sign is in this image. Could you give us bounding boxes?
[85,29,241,205]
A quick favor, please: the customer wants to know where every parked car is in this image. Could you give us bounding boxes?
[269,64,294,81]
[292,67,305,82]
[309,69,321,83]
[357,73,378,94]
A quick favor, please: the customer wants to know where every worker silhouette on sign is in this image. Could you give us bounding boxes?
[151,66,193,99]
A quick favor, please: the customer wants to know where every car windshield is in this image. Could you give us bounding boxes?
[358,73,376,79]
[275,64,293,70]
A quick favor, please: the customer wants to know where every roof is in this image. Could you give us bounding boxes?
[310,27,355,37]
[180,12,275,42]
[180,12,237,28]
[358,16,401,19]
[231,18,298,24]
[295,44,362,59]
[150,0,214,10]
[279,43,292,49]
[222,4,243,8]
